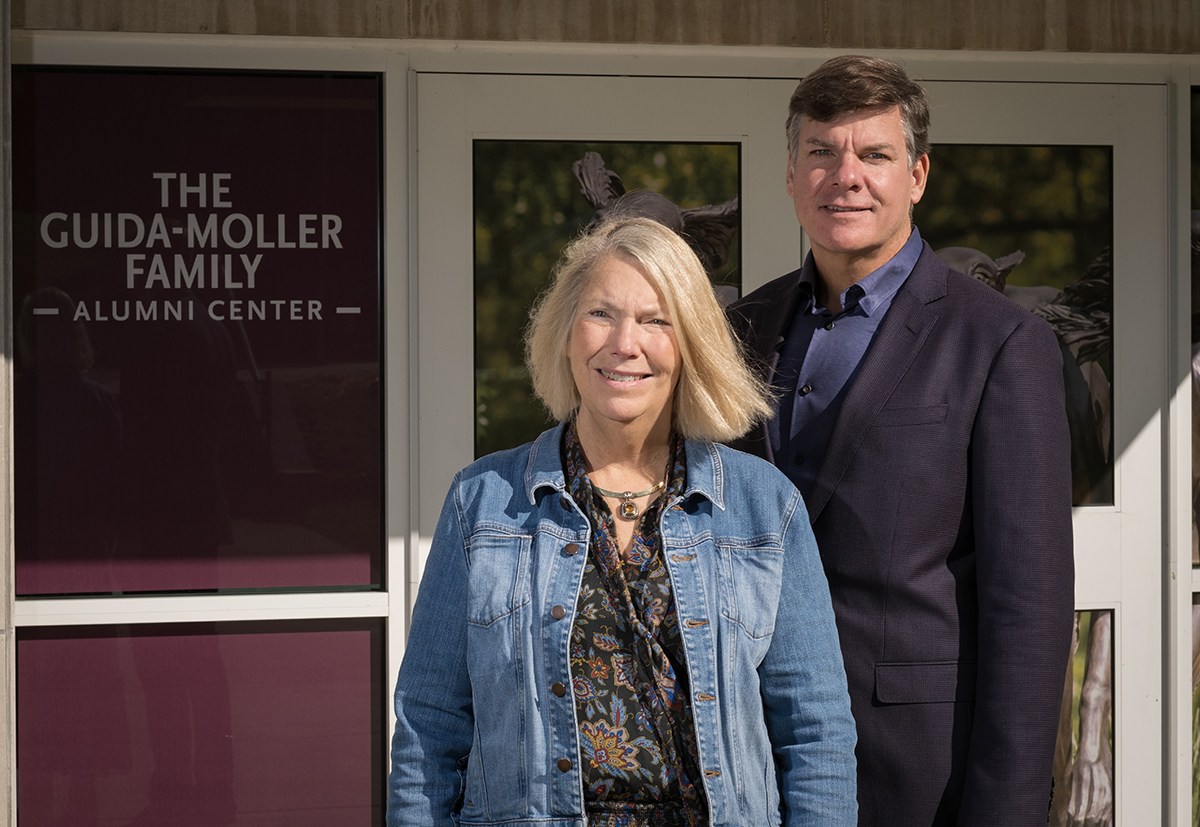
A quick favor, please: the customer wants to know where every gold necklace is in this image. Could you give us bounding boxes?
[591,480,665,521]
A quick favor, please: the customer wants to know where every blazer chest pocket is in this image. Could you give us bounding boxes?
[465,531,531,626]
[873,403,948,428]
[874,660,976,704]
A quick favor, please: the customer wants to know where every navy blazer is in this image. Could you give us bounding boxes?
[728,241,1075,827]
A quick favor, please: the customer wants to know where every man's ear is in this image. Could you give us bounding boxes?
[910,153,930,205]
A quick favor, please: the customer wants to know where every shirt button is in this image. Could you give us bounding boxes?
[564,543,580,556]
[557,758,573,772]
[793,454,804,465]
[551,681,567,697]
[798,384,813,396]
[551,605,567,620]
[824,320,835,330]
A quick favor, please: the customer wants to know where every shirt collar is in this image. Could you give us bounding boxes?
[525,421,724,510]
[796,226,923,317]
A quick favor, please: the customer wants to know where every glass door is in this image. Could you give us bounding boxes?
[415,70,1168,826]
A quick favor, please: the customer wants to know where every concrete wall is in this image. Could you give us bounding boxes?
[13,0,1200,53]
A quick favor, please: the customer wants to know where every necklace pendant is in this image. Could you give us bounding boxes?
[592,480,663,521]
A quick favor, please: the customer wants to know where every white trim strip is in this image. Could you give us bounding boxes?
[15,591,390,627]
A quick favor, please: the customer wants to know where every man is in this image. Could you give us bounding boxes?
[727,55,1074,827]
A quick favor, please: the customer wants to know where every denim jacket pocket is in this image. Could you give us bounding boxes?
[717,539,785,640]
[465,528,532,626]
[874,660,977,704]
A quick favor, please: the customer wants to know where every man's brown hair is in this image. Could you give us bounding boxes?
[785,54,931,168]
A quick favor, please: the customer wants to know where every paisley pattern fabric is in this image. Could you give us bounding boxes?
[562,422,708,827]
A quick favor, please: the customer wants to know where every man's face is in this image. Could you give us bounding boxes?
[787,105,929,279]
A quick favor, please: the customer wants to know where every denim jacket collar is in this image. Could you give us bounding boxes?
[524,420,726,511]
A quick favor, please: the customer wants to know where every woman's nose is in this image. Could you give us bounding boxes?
[610,318,641,354]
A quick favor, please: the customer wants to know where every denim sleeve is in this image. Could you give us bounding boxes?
[386,478,473,827]
[759,489,859,827]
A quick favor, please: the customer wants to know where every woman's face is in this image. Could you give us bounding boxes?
[568,254,681,438]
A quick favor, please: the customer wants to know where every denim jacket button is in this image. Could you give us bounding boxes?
[551,681,566,697]
[559,497,572,511]
[564,543,580,556]
[557,758,573,772]
[551,605,567,620]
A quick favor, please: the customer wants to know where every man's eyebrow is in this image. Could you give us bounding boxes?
[804,136,897,154]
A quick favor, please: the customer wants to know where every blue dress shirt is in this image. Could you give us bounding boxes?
[769,228,925,498]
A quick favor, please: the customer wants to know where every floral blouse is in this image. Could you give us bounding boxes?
[562,422,708,827]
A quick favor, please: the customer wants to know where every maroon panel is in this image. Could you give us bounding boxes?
[17,619,384,826]
[12,69,382,595]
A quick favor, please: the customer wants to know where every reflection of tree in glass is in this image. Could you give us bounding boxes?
[918,145,1112,290]
[473,141,739,456]
[1191,88,1200,212]
[1051,610,1114,827]
[573,151,740,281]
[919,144,1113,505]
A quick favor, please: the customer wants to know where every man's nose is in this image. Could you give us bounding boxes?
[831,154,862,188]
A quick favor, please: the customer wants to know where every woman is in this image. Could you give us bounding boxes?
[387,217,857,826]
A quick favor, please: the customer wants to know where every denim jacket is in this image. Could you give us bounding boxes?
[387,423,857,827]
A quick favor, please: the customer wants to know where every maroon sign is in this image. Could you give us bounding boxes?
[13,68,382,595]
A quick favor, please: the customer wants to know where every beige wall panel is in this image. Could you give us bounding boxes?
[7,1,1200,59]
[14,0,405,37]
[412,0,824,44]
[12,0,1200,52]
[1064,0,1199,52]
[824,0,1063,51]
[713,1,826,47]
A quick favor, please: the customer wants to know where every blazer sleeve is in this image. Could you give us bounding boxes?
[759,486,859,827]
[386,479,474,827]
[959,314,1075,826]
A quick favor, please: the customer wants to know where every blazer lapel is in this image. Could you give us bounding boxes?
[729,272,805,462]
[744,272,804,372]
[805,251,945,522]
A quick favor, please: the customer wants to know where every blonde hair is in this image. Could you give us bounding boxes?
[525,216,771,443]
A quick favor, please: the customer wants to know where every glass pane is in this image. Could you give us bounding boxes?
[917,145,1114,506]
[1194,594,1200,825]
[473,141,741,456]
[17,619,384,826]
[1192,88,1200,826]
[12,68,383,596]
[1191,87,1200,567]
[1051,609,1114,827]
